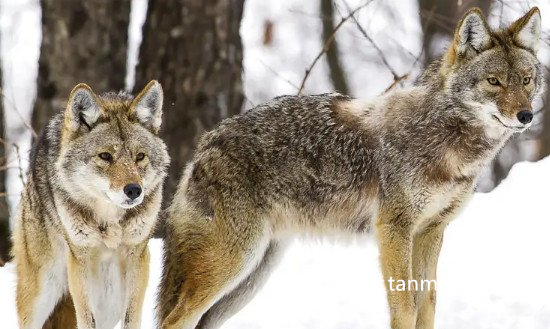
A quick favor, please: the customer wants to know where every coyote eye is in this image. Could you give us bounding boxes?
[487,77,500,86]
[98,152,113,162]
[136,152,146,162]
[523,77,531,85]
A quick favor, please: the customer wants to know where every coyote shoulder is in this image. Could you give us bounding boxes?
[13,81,169,329]
[159,7,544,329]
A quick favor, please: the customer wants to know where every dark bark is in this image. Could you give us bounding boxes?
[321,0,349,94]
[539,79,550,158]
[32,0,131,132]
[134,0,246,202]
[418,0,492,63]
[0,34,11,265]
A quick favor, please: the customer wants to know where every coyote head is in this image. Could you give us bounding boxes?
[57,80,170,209]
[439,7,544,132]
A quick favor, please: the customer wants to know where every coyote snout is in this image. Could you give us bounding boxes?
[517,110,533,124]
[106,182,144,208]
[493,78,535,129]
[124,183,142,200]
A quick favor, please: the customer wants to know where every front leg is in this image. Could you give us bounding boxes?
[412,221,447,329]
[122,244,150,329]
[376,220,416,329]
[67,252,96,329]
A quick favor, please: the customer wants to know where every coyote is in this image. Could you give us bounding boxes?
[159,7,543,329]
[13,81,169,329]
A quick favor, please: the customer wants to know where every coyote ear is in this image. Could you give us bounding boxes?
[509,7,541,53]
[452,8,492,58]
[65,83,101,132]
[130,80,163,133]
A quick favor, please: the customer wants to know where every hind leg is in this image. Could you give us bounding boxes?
[197,240,287,329]
[159,216,269,329]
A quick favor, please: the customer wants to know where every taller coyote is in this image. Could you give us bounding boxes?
[13,81,169,329]
[159,7,544,329]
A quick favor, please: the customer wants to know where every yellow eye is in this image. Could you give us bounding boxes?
[136,152,146,162]
[98,152,113,162]
[523,77,531,85]
[487,77,500,86]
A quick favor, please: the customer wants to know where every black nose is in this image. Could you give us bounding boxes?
[123,183,142,200]
[517,111,533,124]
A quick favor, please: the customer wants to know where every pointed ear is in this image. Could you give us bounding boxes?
[130,80,163,133]
[509,7,541,53]
[65,83,101,132]
[452,8,492,59]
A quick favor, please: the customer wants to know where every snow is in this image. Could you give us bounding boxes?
[2,157,550,328]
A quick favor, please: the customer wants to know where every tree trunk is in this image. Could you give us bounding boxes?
[32,0,131,132]
[134,0,245,201]
[0,34,11,265]
[418,0,492,63]
[321,0,349,94]
[539,80,550,158]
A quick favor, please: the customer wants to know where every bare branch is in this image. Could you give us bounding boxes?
[297,0,374,95]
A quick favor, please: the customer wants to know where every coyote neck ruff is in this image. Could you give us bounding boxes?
[13,81,169,329]
[159,7,543,329]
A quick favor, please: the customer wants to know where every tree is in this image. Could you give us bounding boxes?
[0,34,11,266]
[321,0,349,94]
[134,0,246,201]
[32,0,131,132]
[539,86,550,158]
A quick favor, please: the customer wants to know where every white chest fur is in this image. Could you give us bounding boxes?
[87,249,126,328]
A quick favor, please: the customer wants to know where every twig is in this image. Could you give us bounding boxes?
[0,138,26,187]
[340,0,400,81]
[383,74,409,94]
[0,87,38,138]
[259,59,300,91]
[297,0,375,95]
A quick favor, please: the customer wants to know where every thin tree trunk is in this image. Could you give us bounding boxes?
[321,0,349,94]
[32,0,131,132]
[0,35,11,265]
[539,81,550,158]
[134,0,246,203]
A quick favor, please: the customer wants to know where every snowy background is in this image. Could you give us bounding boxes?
[1,0,550,328]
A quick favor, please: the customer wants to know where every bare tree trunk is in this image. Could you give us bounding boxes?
[32,0,131,132]
[321,0,349,94]
[134,0,246,202]
[539,83,550,158]
[418,0,492,63]
[0,40,11,265]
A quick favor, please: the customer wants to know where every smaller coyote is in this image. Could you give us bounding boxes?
[158,7,543,329]
[13,81,169,329]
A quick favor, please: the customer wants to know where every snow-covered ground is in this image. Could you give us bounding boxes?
[2,156,550,328]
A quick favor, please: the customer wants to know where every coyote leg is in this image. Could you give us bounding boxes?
[122,244,150,329]
[376,221,416,329]
[412,221,446,329]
